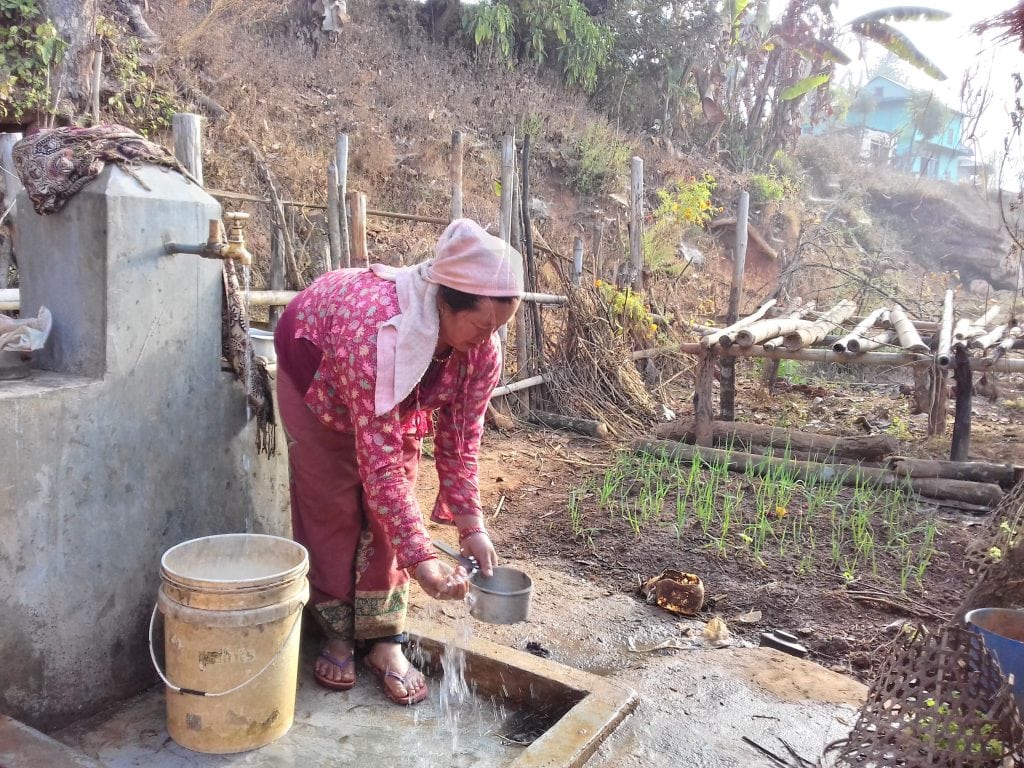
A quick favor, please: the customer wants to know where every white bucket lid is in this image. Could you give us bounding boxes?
[161,533,308,593]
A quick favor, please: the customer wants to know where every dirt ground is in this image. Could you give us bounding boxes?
[422,366,1024,685]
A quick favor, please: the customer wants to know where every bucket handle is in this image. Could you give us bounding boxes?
[148,601,303,697]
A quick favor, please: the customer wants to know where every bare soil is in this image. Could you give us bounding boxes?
[451,368,1024,685]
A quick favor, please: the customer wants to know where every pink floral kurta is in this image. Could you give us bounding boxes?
[288,270,499,569]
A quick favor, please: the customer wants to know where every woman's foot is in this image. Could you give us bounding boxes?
[364,641,428,705]
[314,639,356,690]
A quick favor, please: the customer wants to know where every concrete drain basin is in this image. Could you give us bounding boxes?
[409,618,638,768]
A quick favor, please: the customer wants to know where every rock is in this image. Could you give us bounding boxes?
[529,196,552,219]
[677,242,705,268]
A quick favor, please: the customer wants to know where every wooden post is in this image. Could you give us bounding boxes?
[720,190,748,421]
[571,236,584,287]
[591,216,604,280]
[347,191,368,266]
[450,130,464,221]
[91,47,102,126]
[335,133,350,268]
[171,113,203,186]
[950,346,972,460]
[694,349,715,447]
[927,364,948,436]
[171,112,202,186]
[513,188,531,406]
[629,156,644,292]
[521,135,545,372]
[326,163,342,271]
[499,135,515,242]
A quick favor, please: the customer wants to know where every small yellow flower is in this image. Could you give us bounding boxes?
[774,506,788,518]
[595,279,603,287]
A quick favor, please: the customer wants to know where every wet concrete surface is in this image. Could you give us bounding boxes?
[428,559,867,768]
[53,630,525,768]
[49,559,864,767]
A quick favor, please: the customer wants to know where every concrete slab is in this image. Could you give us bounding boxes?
[51,618,633,768]
[0,715,102,768]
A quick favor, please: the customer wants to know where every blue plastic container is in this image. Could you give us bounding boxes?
[965,607,1024,709]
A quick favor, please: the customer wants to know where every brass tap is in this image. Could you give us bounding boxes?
[165,212,253,266]
[221,212,253,266]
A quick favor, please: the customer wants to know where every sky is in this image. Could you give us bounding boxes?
[771,0,1024,172]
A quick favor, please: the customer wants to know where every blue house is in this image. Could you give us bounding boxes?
[844,75,970,182]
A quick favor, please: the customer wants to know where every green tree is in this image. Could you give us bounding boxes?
[904,89,953,175]
[591,0,720,135]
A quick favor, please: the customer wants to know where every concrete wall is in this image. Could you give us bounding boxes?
[0,165,290,730]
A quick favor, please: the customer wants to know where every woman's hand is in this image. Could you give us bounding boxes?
[413,559,470,601]
[461,532,497,577]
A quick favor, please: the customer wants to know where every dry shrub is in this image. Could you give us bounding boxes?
[546,284,660,436]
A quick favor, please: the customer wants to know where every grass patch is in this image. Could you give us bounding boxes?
[569,448,938,592]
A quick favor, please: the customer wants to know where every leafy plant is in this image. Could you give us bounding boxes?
[570,123,631,195]
[748,167,789,206]
[595,279,659,341]
[462,0,613,92]
[95,15,176,135]
[0,0,66,121]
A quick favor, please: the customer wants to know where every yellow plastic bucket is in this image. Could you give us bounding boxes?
[150,534,309,754]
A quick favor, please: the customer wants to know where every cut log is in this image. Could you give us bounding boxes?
[633,439,1004,509]
[529,410,610,439]
[652,420,899,462]
[887,457,1019,489]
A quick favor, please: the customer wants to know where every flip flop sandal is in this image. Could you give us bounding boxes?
[314,650,356,691]
[364,657,429,706]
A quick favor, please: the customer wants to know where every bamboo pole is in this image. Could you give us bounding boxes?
[993,326,1023,360]
[450,130,464,221]
[326,163,342,271]
[720,190,749,422]
[970,325,1007,351]
[735,317,814,348]
[951,346,973,461]
[834,307,888,353]
[782,300,855,350]
[171,113,203,186]
[348,191,368,266]
[972,305,1001,329]
[490,374,550,398]
[700,299,778,348]
[335,133,350,268]
[847,329,895,354]
[936,289,954,367]
[889,304,930,353]
[629,156,644,291]
[571,237,584,287]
